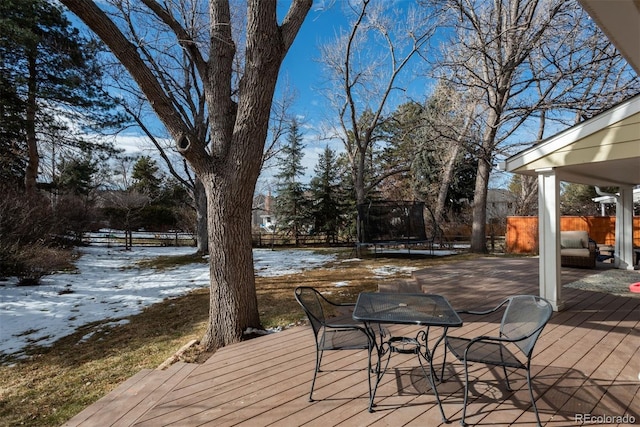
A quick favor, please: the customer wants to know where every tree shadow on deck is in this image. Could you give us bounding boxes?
[383,361,638,426]
[537,366,639,425]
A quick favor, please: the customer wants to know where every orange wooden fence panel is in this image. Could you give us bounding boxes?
[506,216,640,254]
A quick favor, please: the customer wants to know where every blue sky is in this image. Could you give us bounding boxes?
[74,2,432,188]
[277,2,349,123]
[257,2,355,188]
[264,1,433,187]
[266,2,355,185]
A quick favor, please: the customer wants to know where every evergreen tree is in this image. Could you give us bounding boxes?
[561,184,601,216]
[131,156,163,198]
[336,152,358,242]
[0,74,25,185]
[0,0,121,194]
[56,156,98,196]
[274,118,308,246]
[309,146,344,243]
[378,101,425,201]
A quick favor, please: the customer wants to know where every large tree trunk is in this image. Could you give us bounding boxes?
[201,172,259,348]
[195,1,311,349]
[469,156,491,253]
[470,110,499,254]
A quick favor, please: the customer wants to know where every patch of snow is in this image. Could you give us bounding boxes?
[371,265,419,277]
[253,249,336,277]
[0,246,334,360]
[373,249,458,256]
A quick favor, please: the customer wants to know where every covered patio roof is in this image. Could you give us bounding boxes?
[500,93,640,187]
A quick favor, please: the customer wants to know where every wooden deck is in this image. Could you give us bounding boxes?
[63,257,640,427]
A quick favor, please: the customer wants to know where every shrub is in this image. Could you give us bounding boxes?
[0,187,74,283]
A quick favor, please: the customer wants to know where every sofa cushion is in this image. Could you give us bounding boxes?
[560,231,588,249]
[561,239,584,249]
[561,248,590,257]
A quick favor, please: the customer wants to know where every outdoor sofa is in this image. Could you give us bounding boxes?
[560,230,597,268]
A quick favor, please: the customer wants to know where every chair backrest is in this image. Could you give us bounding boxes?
[560,230,589,249]
[294,287,326,337]
[500,295,553,358]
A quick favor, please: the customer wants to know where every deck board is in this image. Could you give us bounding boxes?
[63,257,640,426]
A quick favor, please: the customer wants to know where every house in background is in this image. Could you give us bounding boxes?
[486,188,518,221]
[252,192,276,232]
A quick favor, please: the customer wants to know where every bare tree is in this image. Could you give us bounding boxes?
[107,27,298,255]
[60,0,312,351]
[116,99,210,252]
[509,4,640,216]
[529,6,640,123]
[415,80,482,226]
[319,0,439,221]
[441,0,640,253]
[101,189,150,250]
[441,0,577,252]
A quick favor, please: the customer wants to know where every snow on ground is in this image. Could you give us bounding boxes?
[0,246,336,359]
[371,265,420,276]
[253,249,337,277]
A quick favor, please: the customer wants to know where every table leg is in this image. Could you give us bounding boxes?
[365,324,392,412]
[417,327,450,423]
[365,325,451,421]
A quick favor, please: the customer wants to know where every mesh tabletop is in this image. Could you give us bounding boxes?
[353,293,462,327]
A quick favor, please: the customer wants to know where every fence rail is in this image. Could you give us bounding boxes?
[83,231,196,247]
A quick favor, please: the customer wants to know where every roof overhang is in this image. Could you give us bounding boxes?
[578,0,640,75]
[499,93,640,187]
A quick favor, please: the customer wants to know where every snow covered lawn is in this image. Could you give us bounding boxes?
[0,246,337,359]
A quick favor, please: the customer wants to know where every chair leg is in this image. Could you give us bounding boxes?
[499,345,513,391]
[526,367,542,427]
[309,348,324,402]
[460,358,470,426]
[440,341,448,382]
[367,343,373,405]
[503,365,513,391]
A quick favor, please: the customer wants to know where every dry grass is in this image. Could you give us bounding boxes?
[0,248,475,427]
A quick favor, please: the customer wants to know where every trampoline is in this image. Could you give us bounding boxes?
[357,201,433,256]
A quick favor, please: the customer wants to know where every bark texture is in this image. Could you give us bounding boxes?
[61,0,312,351]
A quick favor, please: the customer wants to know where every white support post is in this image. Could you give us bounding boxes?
[615,186,635,270]
[537,168,563,311]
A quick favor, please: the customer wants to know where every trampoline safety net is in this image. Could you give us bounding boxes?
[357,201,427,244]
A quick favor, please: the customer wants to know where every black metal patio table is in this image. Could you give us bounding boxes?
[353,292,462,422]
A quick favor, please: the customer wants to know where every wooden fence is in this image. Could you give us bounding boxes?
[506,216,640,253]
[83,231,196,247]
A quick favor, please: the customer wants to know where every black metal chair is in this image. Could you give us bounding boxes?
[294,286,373,402]
[441,295,553,426]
